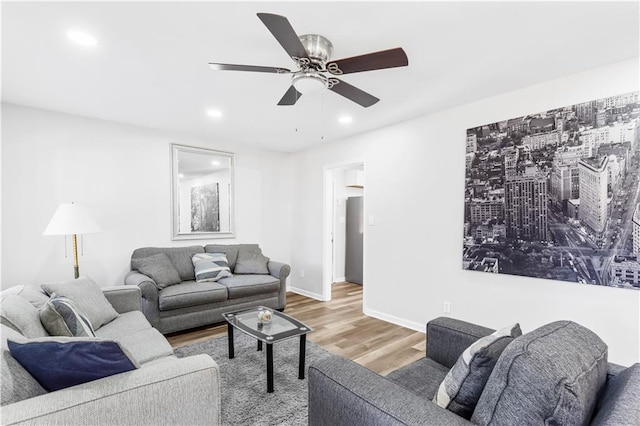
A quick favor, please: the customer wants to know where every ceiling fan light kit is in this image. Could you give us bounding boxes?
[208,13,408,108]
[292,71,327,95]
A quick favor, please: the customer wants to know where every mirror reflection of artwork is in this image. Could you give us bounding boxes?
[190,183,220,232]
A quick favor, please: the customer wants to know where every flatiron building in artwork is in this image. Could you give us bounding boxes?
[578,156,609,235]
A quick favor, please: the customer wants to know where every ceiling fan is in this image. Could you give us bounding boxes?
[208,13,408,108]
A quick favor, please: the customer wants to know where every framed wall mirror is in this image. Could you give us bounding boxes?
[171,144,235,240]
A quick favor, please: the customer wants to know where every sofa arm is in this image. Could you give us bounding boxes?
[101,286,141,314]
[268,261,290,309]
[124,271,161,330]
[2,354,220,426]
[268,261,291,281]
[309,355,473,426]
[426,317,495,369]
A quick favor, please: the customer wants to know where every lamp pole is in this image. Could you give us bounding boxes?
[72,233,80,279]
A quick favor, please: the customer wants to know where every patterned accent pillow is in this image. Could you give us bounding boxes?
[7,337,139,391]
[192,253,233,282]
[39,294,96,337]
[234,250,270,275]
[433,323,522,419]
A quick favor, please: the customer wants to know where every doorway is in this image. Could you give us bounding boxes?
[322,162,365,301]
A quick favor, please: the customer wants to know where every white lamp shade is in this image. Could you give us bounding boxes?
[43,203,101,236]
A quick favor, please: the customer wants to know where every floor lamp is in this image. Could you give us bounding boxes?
[43,203,101,279]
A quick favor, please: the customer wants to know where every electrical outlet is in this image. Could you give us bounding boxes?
[443,301,451,314]
[300,270,305,278]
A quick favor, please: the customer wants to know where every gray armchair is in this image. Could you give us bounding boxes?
[308,317,640,425]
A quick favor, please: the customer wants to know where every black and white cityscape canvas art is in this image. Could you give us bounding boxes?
[191,183,220,232]
[463,91,640,290]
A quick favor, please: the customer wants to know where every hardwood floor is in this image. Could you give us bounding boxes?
[166,282,425,376]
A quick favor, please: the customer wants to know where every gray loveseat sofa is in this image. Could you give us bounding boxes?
[1,282,221,425]
[124,244,290,334]
[309,317,640,425]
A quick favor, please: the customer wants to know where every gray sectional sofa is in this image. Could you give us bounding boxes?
[309,317,640,425]
[1,282,221,425]
[124,244,290,334]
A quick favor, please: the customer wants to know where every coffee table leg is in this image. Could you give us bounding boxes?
[267,343,274,393]
[257,340,263,351]
[227,323,234,359]
[299,334,306,380]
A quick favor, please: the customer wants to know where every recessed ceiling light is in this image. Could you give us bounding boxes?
[178,174,184,178]
[207,109,223,118]
[211,160,220,166]
[67,30,97,47]
[338,116,353,124]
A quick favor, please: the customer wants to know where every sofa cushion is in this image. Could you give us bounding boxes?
[132,246,204,281]
[116,328,174,365]
[218,275,279,299]
[131,253,182,290]
[8,336,139,392]
[234,250,270,275]
[204,244,261,271]
[386,357,450,400]
[591,363,640,425]
[0,295,49,338]
[192,253,232,282]
[1,324,47,405]
[39,294,96,337]
[158,281,228,311]
[433,323,521,419]
[94,311,151,339]
[41,275,119,330]
[471,321,608,426]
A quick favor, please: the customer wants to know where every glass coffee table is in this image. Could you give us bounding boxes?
[223,306,313,393]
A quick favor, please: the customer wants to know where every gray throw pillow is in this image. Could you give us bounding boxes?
[234,250,270,275]
[41,275,119,330]
[39,294,95,337]
[471,321,608,426]
[433,323,522,419]
[131,253,182,290]
[0,295,49,338]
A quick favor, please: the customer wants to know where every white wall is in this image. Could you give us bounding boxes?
[289,59,640,365]
[1,104,292,289]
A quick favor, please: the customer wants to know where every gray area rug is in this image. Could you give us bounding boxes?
[174,333,332,425]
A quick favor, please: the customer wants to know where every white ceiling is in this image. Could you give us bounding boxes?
[2,1,639,153]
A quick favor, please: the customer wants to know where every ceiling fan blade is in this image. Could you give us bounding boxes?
[326,48,408,75]
[277,86,302,106]
[208,63,291,74]
[257,13,310,61]
[328,79,379,108]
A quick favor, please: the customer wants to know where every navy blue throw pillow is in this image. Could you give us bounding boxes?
[8,338,139,391]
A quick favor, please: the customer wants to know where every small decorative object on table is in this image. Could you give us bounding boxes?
[258,309,272,324]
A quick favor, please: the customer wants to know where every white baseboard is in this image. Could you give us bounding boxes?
[332,277,346,283]
[363,307,425,333]
[288,286,328,301]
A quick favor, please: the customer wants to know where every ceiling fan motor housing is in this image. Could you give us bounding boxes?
[298,34,333,67]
